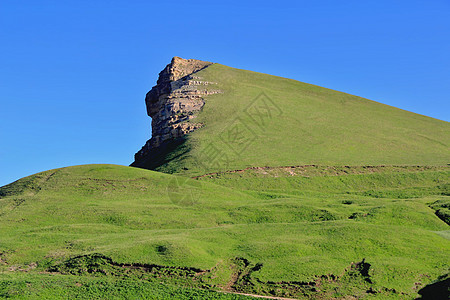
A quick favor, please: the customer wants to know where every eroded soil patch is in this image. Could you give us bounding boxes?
[46,254,403,299]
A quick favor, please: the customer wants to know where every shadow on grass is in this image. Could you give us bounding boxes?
[416,273,449,300]
[131,136,191,173]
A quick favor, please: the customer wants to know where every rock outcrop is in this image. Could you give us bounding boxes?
[133,57,221,165]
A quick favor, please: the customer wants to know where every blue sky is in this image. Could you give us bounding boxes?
[1,0,449,186]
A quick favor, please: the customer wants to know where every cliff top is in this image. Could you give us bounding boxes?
[157,56,213,84]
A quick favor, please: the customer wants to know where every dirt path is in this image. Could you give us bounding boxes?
[192,165,317,179]
[192,164,447,180]
[218,290,299,300]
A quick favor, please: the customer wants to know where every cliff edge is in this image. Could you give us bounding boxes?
[132,57,220,168]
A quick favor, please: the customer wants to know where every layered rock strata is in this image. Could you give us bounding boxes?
[133,57,221,164]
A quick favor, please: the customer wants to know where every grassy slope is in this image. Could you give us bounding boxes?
[2,63,450,298]
[148,63,449,175]
[1,164,449,298]
[0,273,251,300]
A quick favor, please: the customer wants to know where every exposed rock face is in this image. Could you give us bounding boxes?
[133,57,221,165]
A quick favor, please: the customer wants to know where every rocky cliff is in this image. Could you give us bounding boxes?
[132,57,221,167]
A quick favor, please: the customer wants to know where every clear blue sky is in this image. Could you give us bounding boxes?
[1,0,449,186]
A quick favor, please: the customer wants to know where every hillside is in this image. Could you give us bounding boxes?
[1,164,449,298]
[132,58,449,175]
[1,58,449,299]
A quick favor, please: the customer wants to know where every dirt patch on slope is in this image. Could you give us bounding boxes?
[193,165,448,180]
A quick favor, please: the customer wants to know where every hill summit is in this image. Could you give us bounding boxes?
[132,57,449,175]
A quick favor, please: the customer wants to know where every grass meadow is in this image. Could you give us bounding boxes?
[0,164,448,298]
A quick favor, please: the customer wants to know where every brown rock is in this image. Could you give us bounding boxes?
[133,57,222,164]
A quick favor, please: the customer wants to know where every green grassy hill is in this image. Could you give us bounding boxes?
[1,61,449,299]
[1,164,449,298]
[136,63,450,175]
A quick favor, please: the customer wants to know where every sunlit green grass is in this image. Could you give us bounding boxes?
[1,164,449,298]
[2,61,450,298]
[0,273,250,299]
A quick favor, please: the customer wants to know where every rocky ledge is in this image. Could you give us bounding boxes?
[133,57,221,165]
